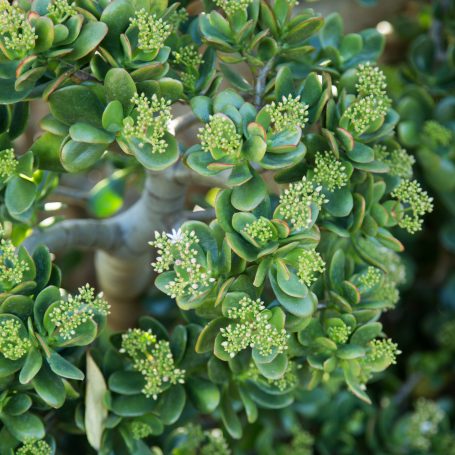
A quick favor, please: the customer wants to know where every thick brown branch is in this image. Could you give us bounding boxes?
[24,169,187,256]
[171,110,199,135]
[23,159,239,255]
[23,219,121,253]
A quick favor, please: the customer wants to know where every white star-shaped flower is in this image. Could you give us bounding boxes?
[166,228,184,243]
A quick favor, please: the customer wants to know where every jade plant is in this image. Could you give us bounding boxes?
[0,0,448,454]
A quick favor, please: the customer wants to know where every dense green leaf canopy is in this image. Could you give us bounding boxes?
[0,0,453,454]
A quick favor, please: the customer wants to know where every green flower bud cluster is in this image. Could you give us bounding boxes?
[130,420,154,440]
[296,249,325,286]
[168,8,189,29]
[344,95,390,135]
[356,63,388,98]
[278,177,328,230]
[201,429,231,455]
[129,9,171,53]
[344,63,391,134]
[269,361,300,391]
[374,145,415,178]
[375,275,400,308]
[180,423,205,452]
[173,47,204,70]
[327,321,351,344]
[120,328,185,399]
[389,148,415,178]
[242,217,275,245]
[373,144,388,161]
[220,297,289,358]
[244,361,300,391]
[47,0,77,23]
[366,338,400,366]
[151,229,215,299]
[176,425,230,455]
[49,284,110,340]
[423,120,453,147]
[198,114,242,157]
[0,148,17,180]
[406,399,445,452]
[0,0,36,58]
[391,179,434,234]
[151,229,191,272]
[358,266,382,289]
[15,439,52,455]
[173,46,204,89]
[265,95,309,132]
[437,319,455,351]
[214,0,253,15]
[0,236,30,290]
[313,151,349,191]
[0,318,31,360]
[359,337,400,383]
[123,93,172,153]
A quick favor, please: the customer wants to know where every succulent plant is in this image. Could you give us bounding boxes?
[0,0,452,454]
